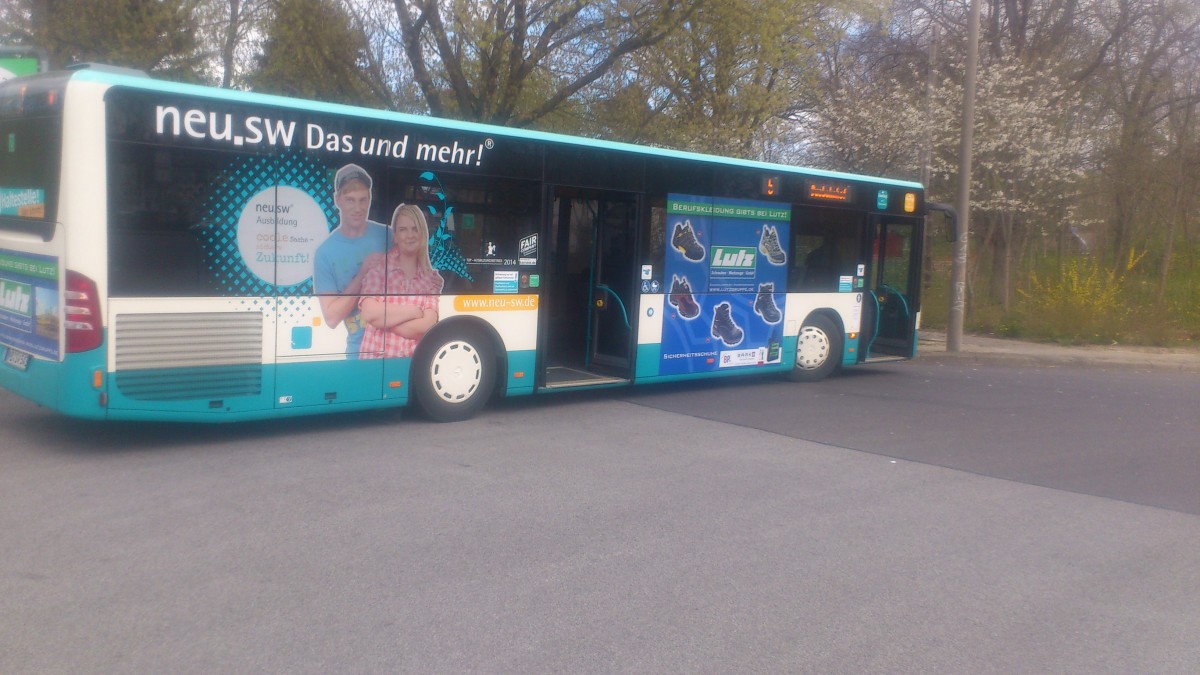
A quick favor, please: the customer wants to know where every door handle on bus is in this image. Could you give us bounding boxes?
[594,284,630,329]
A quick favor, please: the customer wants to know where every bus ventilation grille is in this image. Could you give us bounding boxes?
[113,312,264,401]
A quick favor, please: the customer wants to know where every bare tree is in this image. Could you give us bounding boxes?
[392,0,694,126]
[193,0,270,87]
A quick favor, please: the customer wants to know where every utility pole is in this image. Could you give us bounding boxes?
[921,27,938,288]
[947,0,982,352]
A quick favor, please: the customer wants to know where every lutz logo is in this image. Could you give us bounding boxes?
[710,246,757,270]
[0,279,32,315]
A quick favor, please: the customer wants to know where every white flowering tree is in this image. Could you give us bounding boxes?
[930,57,1087,309]
[804,69,929,179]
[803,9,1089,311]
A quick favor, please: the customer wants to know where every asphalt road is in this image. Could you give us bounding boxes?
[2,358,1198,673]
[625,358,1200,515]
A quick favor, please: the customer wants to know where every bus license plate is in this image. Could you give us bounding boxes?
[4,347,30,371]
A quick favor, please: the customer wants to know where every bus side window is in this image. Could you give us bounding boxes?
[802,236,840,290]
[790,208,862,293]
[793,233,843,292]
[108,148,217,297]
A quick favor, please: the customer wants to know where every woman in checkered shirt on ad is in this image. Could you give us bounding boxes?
[357,203,445,358]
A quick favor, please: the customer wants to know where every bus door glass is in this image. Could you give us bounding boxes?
[864,216,920,358]
[543,188,636,387]
[589,196,636,370]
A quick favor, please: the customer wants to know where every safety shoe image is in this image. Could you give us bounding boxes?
[711,301,744,347]
[754,282,782,324]
[759,224,787,265]
[671,220,706,262]
[668,275,701,319]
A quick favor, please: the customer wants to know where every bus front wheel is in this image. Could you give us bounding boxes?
[412,327,496,422]
[788,315,842,382]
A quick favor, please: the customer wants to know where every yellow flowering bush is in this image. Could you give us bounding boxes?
[1016,249,1146,343]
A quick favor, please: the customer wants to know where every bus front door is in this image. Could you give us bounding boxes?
[543,188,637,389]
[862,217,922,360]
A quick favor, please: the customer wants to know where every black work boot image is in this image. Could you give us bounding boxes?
[754,282,782,324]
[671,219,706,262]
[711,301,744,347]
[668,275,702,319]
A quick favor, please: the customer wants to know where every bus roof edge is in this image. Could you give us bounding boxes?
[65,63,149,78]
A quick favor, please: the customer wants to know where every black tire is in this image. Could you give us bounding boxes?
[412,326,496,422]
[788,314,842,382]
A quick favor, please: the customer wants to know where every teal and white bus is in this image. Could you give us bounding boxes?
[0,65,926,422]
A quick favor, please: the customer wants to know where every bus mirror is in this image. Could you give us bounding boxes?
[926,202,958,242]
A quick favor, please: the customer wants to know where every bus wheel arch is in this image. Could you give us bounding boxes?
[411,317,506,422]
[788,311,843,382]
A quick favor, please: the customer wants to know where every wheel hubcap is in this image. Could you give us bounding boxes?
[430,340,482,402]
[796,327,830,370]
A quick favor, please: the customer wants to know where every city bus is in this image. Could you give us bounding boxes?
[0,64,927,422]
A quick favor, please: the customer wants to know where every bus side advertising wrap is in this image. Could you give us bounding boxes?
[103,88,537,373]
[0,249,60,359]
[662,194,790,375]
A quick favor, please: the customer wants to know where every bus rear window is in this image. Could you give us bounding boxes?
[0,96,62,227]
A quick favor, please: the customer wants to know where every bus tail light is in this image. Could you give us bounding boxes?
[65,270,103,353]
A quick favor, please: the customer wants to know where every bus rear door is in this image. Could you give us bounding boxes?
[541,187,637,389]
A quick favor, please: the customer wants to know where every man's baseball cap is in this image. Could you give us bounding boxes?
[334,163,372,191]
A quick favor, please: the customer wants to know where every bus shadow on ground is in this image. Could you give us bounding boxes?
[7,405,411,455]
[7,366,896,455]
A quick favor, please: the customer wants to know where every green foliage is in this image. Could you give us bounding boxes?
[246,0,383,107]
[923,243,1200,347]
[1010,250,1145,343]
[20,0,205,79]
[593,0,831,156]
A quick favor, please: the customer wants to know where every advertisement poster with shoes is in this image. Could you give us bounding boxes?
[663,194,790,375]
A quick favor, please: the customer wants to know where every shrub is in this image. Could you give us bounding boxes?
[1015,249,1145,343]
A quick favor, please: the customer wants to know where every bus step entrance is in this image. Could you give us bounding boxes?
[861,354,907,365]
[543,366,628,389]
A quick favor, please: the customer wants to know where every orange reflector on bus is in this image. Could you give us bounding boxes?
[514,371,525,379]
[92,369,103,389]
[388,381,402,389]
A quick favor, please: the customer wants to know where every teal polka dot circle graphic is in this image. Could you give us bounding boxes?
[201,153,336,304]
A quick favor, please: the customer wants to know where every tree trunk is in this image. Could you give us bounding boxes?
[1001,212,1013,312]
[221,0,242,88]
[1158,94,1195,303]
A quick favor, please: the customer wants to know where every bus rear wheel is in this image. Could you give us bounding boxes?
[788,315,842,382]
[412,327,496,422]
